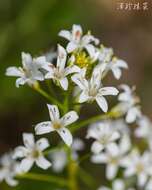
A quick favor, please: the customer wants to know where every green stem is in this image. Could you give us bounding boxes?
[17,172,67,187]
[68,160,79,190]
[78,167,97,189]
[71,112,112,132]
[32,83,64,110]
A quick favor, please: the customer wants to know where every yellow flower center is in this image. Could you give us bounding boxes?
[136,162,144,173]
[32,149,41,158]
[75,52,90,68]
[53,122,62,130]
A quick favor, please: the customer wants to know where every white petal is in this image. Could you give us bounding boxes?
[118,92,131,102]
[138,172,148,187]
[6,177,18,186]
[79,91,89,103]
[113,179,125,190]
[35,121,54,135]
[23,133,35,149]
[145,179,152,190]
[126,108,138,123]
[36,138,50,151]
[47,104,60,121]
[110,131,120,141]
[84,44,96,57]
[57,127,73,146]
[45,71,54,79]
[58,30,71,40]
[20,158,34,173]
[61,111,78,127]
[36,156,51,169]
[59,77,68,91]
[33,56,47,66]
[65,65,80,76]
[106,143,119,157]
[16,77,26,87]
[91,141,104,154]
[96,96,108,112]
[112,68,122,79]
[6,67,23,77]
[21,52,32,68]
[72,138,84,151]
[91,154,108,163]
[72,24,82,42]
[72,71,88,90]
[57,44,67,70]
[106,164,118,180]
[99,87,119,96]
[66,42,78,53]
[115,59,128,68]
[13,146,28,159]
[120,135,131,154]
[124,167,136,177]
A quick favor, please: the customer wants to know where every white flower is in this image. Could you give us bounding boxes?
[0,152,19,186]
[13,133,51,173]
[87,120,120,154]
[58,24,99,55]
[107,58,128,80]
[35,104,79,146]
[121,149,151,187]
[135,116,152,140]
[98,45,113,63]
[43,45,80,90]
[50,149,67,173]
[98,179,135,190]
[92,135,131,180]
[72,66,119,112]
[6,52,48,87]
[118,84,141,123]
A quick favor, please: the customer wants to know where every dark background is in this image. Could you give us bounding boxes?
[0,0,152,189]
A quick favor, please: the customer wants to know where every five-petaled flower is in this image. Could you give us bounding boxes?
[59,24,99,55]
[43,44,80,90]
[6,52,49,87]
[121,149,151,187]
[72,66,119,112]
[87,120,120,154]
[35,104,79,146]
[13,133,51,173]
[92,135,131,180]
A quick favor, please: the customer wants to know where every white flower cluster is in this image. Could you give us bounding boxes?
[1,24,151,190]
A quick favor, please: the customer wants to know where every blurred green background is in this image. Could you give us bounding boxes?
[0,0,152,189]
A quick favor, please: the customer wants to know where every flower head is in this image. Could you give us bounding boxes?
[35,104,79,146]
[59,24,99,56]
[0,152,19,186]
[87,120,120,154]
[72,66,119,112]
[6,52,49,87]
[43,44,80,90]
[121,149,151,187]
[92,135,131,180]
[13,133,51,173]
